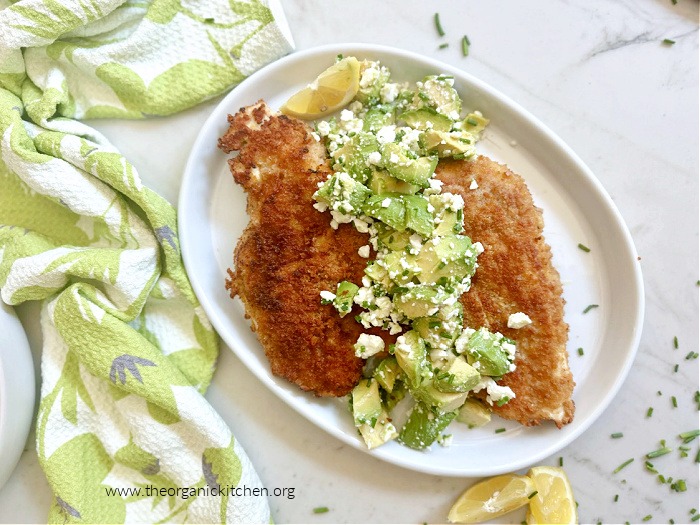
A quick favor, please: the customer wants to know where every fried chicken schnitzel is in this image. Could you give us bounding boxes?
[219,101,574,427]
[437,158,575,427]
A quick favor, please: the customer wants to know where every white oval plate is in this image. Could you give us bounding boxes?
[0,302,35,490]
[178,44,644,476]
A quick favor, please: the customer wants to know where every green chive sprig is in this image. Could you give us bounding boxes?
[434,13,445,37]
[313,506,329,514]
[614,458,634,473]
[646,446,672,459]
[583,304,599,314]
[461,35,470,56]
[578,243,590,252]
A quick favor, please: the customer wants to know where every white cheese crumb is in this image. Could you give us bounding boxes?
[507,312,532,329]
[469,179,478,190]
[380,82,399,103]
[376,125,396,144]
[358,245,371,258]
[381,197,392,208]
[313,201,328,212]
[354,333,385,359]
[367,151,382,165]
[320,290,336,302]
[317,121,331,137]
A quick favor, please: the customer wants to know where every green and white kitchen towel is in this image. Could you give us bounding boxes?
[0,0,293,522]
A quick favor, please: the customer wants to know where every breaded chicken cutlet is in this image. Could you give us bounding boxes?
[219,101,574,427]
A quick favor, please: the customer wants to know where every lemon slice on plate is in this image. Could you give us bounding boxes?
[281,56,360,119]
[447,474,535,523]
[527,466,578,524]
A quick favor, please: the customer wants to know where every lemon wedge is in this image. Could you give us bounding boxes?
[281,56,360,119]
[527,466,578,524]
[447,474,535,523]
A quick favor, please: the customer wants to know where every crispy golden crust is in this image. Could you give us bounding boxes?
[219,101,373,397]
[436,156,575,427]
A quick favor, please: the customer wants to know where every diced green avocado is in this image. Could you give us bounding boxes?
[332,132,379,184]
[313,173,372,215]
[383,380,407,412]
[411,75,462,117]
[456,398,492,429]
[356,61,391,104]
[351,378,383,427]
[394,285,446,319]
[364,260,388,283]
[374,356,401,392]
[363,106,395,132]
[413,383,469,412]
[375,223,413,251]
[459,112,489,134]
[381,250,419,285]
[412,316,455,350]
[464,328,514,377]
[381,143,437,187]
[333,281,358,318]
[358,409,398,449]
[414,235,477,285]
[393,330,429,389]
[433,209,462,236]
[369,169,420,195]
[423,129,476,158]
[402,195,434,237]
[433,357,481,393]
[397,401,456,450]
[400,107,453,132]
[363,193,406,231]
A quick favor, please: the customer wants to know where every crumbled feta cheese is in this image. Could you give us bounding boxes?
[380,82,399,103]
[507,312,532,329]
[389,152,399,164]
[381,197,392,208]
[469,179,478,190]
[311,132,321,142]
[472,377,516,406]
[474,241,484,255]
[353,218,370,233]
[320,290,336,302]
[428,178,444,193]
[376,125,396,144]
[358,245,371,258]
[367,151,382,165]
[340,109,354,121]
[360,66,380,88]
[313,201,328,212]
[354,333,385,359]
[317,121,331,137]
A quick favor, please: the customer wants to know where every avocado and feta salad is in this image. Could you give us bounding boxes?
[313,57,517,450]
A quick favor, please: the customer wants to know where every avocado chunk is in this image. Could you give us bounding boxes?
[413,382,469,412]
[333,281,359,317]
[456,398,492,429]
[356,60,391,104]
[383,380,407,412]
[397,401,457,450]
[364,260,389,283]
[433,357,480,393]
[381,142,437,187]
[381,250,419,285]
[394,285,447,319]
[411,75,461,117]
[369,169,419,195]
[363,106,396,132]
[375,223,413,251]
[459,327,515,377]
[423,129,476,158]
[358,409,398,449]
[414,234,478,285]
[400,107,453,132]
[374,356,401,392]
[351,378,383,427]
[313,172,372,215]
[430,193,464,236]
[332,132,379,184]
[393,330,429,389]
[363,193,406,231]
[402,194,434,237]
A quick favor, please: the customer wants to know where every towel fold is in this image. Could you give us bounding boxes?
[0,0,293,522]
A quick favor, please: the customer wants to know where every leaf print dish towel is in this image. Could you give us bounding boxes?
[0,0,293,522]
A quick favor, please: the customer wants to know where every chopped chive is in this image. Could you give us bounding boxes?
[614,494,619,502]
[647,407,654,418]
[673,364,679,373]
[645,461,657,473]
[671,0,677,4]
[685,351,699,360]
[461,35,470,56]
[692,515,700,523]
[576,347,584,356]
[643,516,652,522]
[692,509,698,515]
[671,479,687,492]
[583,304,599,314]
[439,43,449,49]
[663,38,676,45]
[657,390,663,396]
[658,474,667,483]
[673,336,679,349]
[578,243,591,252]
[528,490,538,499]
[434,13,445,37]
[559,456,564,467]
[611,432,624,439]
[679,430,699,442]
[614,458,634,473]
[671,396,678,408]
[495,427,506,433]
[646,446,672,459]
[313,506,329,514]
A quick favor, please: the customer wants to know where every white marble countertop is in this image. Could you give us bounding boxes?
[1,1,698,523]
